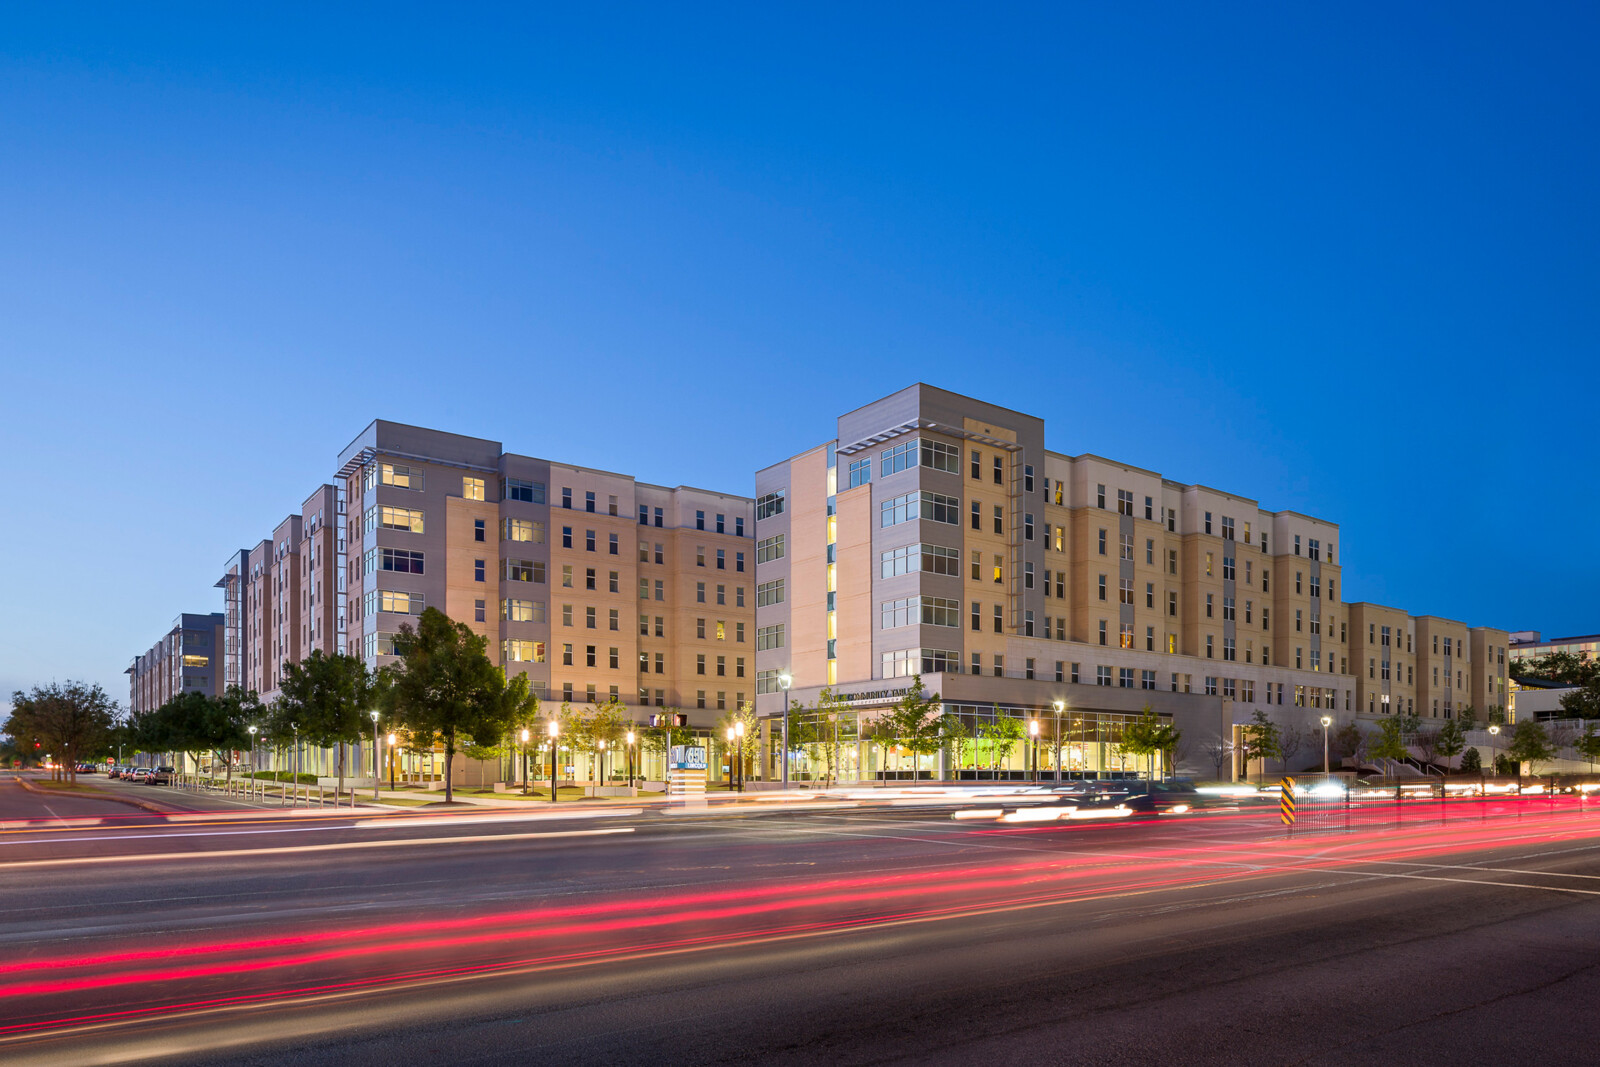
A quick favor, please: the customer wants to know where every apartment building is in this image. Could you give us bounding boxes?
[336,420,754,719]
[125,612,226,716]
[754,384,1359,780]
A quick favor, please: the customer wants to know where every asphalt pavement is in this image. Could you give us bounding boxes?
[2,794,1599,1065]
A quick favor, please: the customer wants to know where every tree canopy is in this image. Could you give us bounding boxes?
[270,650,375,791]
[381,608,532,802]
[5,681,119,781]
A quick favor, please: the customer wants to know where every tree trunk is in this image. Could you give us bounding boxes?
[444,731,455,803]
[337,743,346,796]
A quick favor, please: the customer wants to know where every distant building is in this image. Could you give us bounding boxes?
[125,612,226,715]
[1509,631,1600,665]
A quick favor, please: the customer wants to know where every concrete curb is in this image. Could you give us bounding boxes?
[11,775,170,816]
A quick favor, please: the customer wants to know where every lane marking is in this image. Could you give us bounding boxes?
[0,827,635,870]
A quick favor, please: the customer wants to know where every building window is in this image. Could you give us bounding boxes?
[502,478,544,504]
[757,534,785,563]
[756,491,786,520]
[474,519,486,543]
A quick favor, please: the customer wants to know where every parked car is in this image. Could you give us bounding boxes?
[147,766,175,785]
[127,768,153,783]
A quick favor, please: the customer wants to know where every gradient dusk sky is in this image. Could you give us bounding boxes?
[2,3,1596,708]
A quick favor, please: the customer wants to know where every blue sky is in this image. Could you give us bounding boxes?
[2,3,1595,707]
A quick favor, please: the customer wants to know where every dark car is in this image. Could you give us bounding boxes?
[1122,780,1200,814]
[147,766,176,785]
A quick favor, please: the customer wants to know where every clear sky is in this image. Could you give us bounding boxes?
[2,3,1596,709]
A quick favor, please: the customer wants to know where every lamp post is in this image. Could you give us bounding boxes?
[1052,700,1064,783]
[1321,715,1333,776]
[779,672,792,789]
[734,719,746,792]
[548,719,560,803]
[1029,717,1040,782]
[519,728,530,794]
[370,710,381,799]
[597,738,607,794]
[1489,722,1501,783]
[290,722,298,807]
[387,733,397,792]
[725,727,736,791]
[247,724,258,799]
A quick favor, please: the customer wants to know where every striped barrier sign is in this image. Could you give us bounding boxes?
[1280,777,1296,826]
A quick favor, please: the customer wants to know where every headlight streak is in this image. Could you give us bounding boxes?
[5,799,1599,1041]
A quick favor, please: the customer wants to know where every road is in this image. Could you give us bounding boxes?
[1,772,314,821]
[2,792,1600,1065]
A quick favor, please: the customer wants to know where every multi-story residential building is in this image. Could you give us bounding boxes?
[1469,628,1511,717]
[125,612,226,716]
[1347,603,1415,719]
[336,420,754,718]
[215,548,254,694]
[213,486,345,705]
[754,384,1360,781]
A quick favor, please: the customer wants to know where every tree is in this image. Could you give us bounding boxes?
[1507,719,1555,777]
[1577,723,1600,773]
[1332,722,1365,764]
[1460,747,1482,773]
[5,682,119,782]
[978,712,1025,776]
[381,608,522,804]
[889,676,943,779]
[1414,727,1442,771]
[1278,721,1306,774]
[1121,707,1180,782]
[1559,679,1600,720]
[941,713,974,776]
[1237,710,1283,782]
[1455,705,1480,734]
[1207,735,1233,781]
[1368,717,1409,779]
[134,688,257,778]
[272,651,373,793]
[1435,719,1467,771]
[1512,651,1600,687]
[719,701,760,785]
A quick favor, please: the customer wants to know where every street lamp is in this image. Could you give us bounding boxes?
[1321,715,1333,775]
[548,719,560,803]
[779,672,793,789]
[519,728,530,794]
[1489,723,1501,785]
[598,738,607,793]
[370,710,381,799]
[1029,717,1040,782]
[290,722,298,807]
[726,727,736,791]
[247,724,258,798]
[735,719,746,793]
[387,732,397,792]
[1052,700,1065,783]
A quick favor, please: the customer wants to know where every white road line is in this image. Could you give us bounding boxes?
[0,827,636,870]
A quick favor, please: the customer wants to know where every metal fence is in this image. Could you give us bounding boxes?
[1272,774,1600,835]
